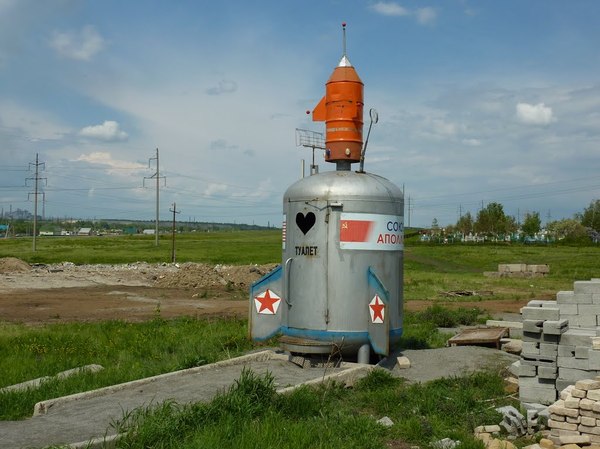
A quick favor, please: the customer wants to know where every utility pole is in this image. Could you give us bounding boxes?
[26,153,46,252]
[407,196,412,228]
[144,148,166,247]
[169,203,180,263]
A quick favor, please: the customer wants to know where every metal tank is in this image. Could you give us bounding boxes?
[250,23,403,363]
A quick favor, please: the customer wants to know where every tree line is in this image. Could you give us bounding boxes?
[437,199,600,243]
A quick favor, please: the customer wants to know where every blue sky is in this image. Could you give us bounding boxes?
[1,0,599,228]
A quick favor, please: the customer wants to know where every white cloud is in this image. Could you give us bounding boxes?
[370,2,436,25]
[462,138,481,146]
[370,2,410,16]
[79,121,128,142]
[75,152,145,170]
[416,7,437,25]
[49,25,105,61]
[516,102,555,125]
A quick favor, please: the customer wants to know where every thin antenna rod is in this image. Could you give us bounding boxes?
[342,22,347,56]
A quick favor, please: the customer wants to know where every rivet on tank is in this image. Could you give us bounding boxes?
[250,23,404,364]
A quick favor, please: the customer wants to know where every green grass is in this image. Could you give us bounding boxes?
[404,244,600,301]
[0,317,253,420]
[0,230,282,265]
[114,367,510,449]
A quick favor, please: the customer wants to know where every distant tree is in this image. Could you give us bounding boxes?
[474,202,507,236]
[579,199,600,232]
[546,219,588,241]
[456,212,473,235]
[522,212,542,237]
[505,215,519,235]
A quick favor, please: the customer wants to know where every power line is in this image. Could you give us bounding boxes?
[25,154,46,251]
[143,148,166,246]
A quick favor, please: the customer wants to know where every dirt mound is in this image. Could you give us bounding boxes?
[154,263,279,290]
[0,257,31,274]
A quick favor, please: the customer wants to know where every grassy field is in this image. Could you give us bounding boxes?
[0,317,253,421]
[2,230,598,302]
[0,230,282,265]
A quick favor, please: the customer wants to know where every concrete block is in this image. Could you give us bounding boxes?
[522,307,560,321]
[500,263,527,273]
[541,300,558,307]
[573,293,594,304]
[593,293,600,305]
[523,320,544,333]
[571,387,587,398]
[561,328,597,346]
[579,424,600,435]
[580,409,600,419]
[559,345,576,357]
[543,319,569,335]
[594,402,600,413]
[540,342,558,355]
[589,350,600,370]
[557,291,575,304]
[579,304,600,316]
[559,303,579,315]
[591,338,600,350]
[522,356,557,367]
[561,385,575,400]
[581,416,597,426]
[519,363,538,377]
[575,281,600,295]
[568,314,597,327]
[559,434,591,445]
[520,387,557,405]
[549,419,578,431]
[576,347,590,359]
[523,341,540,354]
[588,388,600,401]
[523,332,561,343]
[538,366,558,379]
[556,379,575,393]
[396,356,411,369]
[520,376,556,388]
[580,397,595,410]
[564,395,581,409]
[557,356,589,370]
[575,378,600,390]
[566,415,581,423]
[560,367,593,381]
[528,264,550,274]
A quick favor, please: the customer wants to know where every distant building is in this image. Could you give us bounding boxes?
[78,227,93,236]
[142,229,155,235]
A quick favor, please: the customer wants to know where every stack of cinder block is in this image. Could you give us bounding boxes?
[547,378,600,446]
[484,264,550,278]
[519,300,567,404]
[518,279,600,405]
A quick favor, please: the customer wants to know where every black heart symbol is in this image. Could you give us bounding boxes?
[296,212,316,235]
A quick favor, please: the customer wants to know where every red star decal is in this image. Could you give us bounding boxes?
[369,295,385,324]
[254,289,281,315]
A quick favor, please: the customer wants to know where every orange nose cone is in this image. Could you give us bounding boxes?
[312,56,364,163]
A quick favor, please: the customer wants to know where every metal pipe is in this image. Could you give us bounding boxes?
[357,343,370,364]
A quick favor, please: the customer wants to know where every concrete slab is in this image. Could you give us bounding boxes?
[0,350,372,449]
